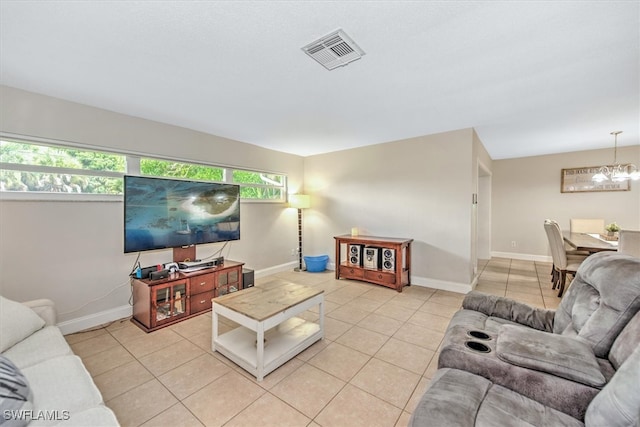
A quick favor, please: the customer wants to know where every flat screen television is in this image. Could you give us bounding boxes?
[124,175,240,253]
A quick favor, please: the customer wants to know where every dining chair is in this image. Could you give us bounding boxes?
[570,218,605,234]
[545,219,588,286]
[618,230,640,258]
[544,219,588,297]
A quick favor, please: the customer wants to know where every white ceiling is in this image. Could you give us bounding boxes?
[1,1,638,159]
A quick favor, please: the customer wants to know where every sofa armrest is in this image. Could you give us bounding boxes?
[496,324,606,387]
[22,299,56,326]
[463,291,555,332]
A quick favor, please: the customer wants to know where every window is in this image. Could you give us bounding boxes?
[232,170,286,201]
[0,135,287,202]
[0,138,125,194]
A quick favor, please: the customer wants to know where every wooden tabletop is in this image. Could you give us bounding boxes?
[563,232,618,253]
[334,234,413,244]
[213,279,323,321]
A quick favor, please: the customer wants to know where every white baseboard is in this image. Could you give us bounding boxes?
[254,261,299,277]
[58,261,478,334]
[410,275,473,294]
[58,304,133,335]
[491,251,552,263]
[255,261,338,277]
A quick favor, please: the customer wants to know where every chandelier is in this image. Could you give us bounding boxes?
[592,131,640,183]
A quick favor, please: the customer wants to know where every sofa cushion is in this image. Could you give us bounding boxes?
[2,326,72,370]
[0,355,33,427]
[585,344,640,427]
[409,367,492,426]
[476,380,583,427]
[22,356,104,426]
[409,368,584,427]
[553,252,640,358]
[0,296,46,352]
[496,324,606,387]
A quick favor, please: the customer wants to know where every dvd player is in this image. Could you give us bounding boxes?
[178,260,214,270]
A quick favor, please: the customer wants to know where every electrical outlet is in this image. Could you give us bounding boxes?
[291,248,297,256]
[511,241,517,248]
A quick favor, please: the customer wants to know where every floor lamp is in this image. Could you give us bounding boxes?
[289,194,311,271]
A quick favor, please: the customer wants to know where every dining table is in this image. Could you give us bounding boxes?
[563,231,619,253]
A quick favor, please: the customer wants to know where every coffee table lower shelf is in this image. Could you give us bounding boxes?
[214,318,321,380]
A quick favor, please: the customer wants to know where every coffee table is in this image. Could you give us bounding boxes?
[212,280,324,381]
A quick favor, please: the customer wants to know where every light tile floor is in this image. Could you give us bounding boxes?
[66,258,561,427]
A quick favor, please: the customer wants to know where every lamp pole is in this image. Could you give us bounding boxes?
[296,206,303,271]
[289,194,311,272]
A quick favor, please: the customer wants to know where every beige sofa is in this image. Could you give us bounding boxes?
[0,296,119,426]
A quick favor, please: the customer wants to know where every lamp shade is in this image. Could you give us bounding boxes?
[289,194,311,209]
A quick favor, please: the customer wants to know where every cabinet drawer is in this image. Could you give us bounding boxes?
[191,291,215,314]
[192,273,215,293]
[364,270,396,285]
[340,265,364,280]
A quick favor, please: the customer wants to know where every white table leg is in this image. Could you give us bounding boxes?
[256,321,265,381]
[212,303,219,352]
[319,298,324,338]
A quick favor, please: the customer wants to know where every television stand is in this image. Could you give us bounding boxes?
[334,235,413,292]
[131,260,244,332]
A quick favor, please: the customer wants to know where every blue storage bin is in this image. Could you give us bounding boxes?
[304,255,329,272]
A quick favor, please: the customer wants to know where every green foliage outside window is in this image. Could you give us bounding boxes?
[239,186,284,200]
[140,158,223,181]
[0,170,122,193]
[1,141,125,171]
[232,170,283,185]
[0,140,125,194]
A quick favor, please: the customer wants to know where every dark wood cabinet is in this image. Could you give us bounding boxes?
[334,235,412,292]
[132,260,244,332]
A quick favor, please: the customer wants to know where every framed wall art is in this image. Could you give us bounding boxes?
[561,166,631,193]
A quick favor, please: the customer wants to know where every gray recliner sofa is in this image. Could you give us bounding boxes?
[410,310,640,426]
[409,251,640,426]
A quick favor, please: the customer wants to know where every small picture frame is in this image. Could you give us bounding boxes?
[561,166,631,193]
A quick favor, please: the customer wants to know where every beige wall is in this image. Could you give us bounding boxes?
[303,128,485,291]
[492,146,640,259]
[0,86,304,331]
[6,85,635,331]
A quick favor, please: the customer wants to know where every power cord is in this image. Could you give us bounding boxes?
[59,252,142,316]
[58,278,131,316]
[200,241,230,261]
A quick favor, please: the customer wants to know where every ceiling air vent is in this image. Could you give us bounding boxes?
[302,29,365,70]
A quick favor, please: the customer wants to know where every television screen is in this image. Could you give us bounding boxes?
[124,175,240,253]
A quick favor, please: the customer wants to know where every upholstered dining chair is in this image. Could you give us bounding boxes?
[544,219,588,297]
[570,218,605,234]
[544,219,588,289]
[619,230,640,258]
